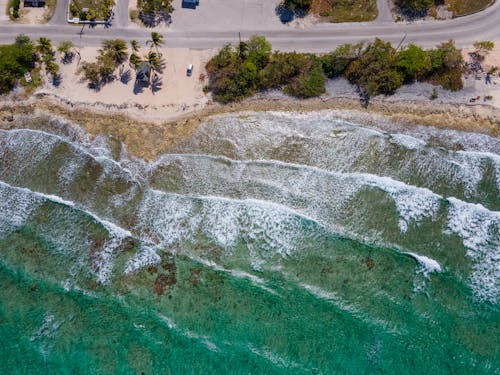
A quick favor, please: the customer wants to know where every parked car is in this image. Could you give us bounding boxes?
[186,64,193,77]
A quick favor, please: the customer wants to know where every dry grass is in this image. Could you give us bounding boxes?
[446,0,494,16]
[311,0,378,22]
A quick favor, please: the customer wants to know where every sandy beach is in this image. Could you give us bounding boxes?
[35,47,213,122]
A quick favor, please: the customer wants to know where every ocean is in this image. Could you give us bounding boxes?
[0,110,498,374]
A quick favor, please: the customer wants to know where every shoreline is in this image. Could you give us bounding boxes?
[1,93,499,159]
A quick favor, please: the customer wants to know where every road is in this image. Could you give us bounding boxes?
[0,0,499,51]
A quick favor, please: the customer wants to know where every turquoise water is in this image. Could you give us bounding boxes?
[0,111,499,374]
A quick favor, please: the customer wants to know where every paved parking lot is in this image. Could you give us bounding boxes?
[169,0,286,32]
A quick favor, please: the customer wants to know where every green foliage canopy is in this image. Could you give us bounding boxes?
[0,37,36,94]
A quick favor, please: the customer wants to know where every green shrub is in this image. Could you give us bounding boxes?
[282,0,311,11]
[321,43,363,78]
[345,38,404,97]
[284,65,326,98]
[11,0,20,18]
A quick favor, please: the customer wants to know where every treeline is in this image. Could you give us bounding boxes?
[205,36,464,103]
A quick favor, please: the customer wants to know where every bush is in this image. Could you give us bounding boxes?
[205,36,466,103]
[426,40,464,90]
[397,44,431,82]
[284,65,326,98]
[321,43,363,78]
[11,0,20,18]
[345,38,404,97]
[282,0,311,11]
[396,0,434,14]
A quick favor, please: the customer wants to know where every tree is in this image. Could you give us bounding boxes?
[15,34,32,46]
[427,40,464,90]
[396,0,433,14]
[100,39,128,66]
[148,32,164,53]
[97,53,116,82]
[45,61,59,76]
[321,43,363,78]
[246,35,272,69]
[130,40,140,53]
[0,41,36,93]
[79,62,101,86]
[129,53,142,69]
[57,40,75,63]
[137,0,174,26]
[397,44,431,82]
[145,51,162,72]
[36,37,53,56]
[345,38,404,97]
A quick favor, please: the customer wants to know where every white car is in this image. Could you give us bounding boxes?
[186,64,193,77]
[24,72,32,83]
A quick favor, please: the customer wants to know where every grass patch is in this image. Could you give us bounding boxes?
[312,0,378,22]
[446,0,494,16]
[69,0,114,21]
[19,69,43,96]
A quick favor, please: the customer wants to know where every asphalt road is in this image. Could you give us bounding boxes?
[1,1,500,51]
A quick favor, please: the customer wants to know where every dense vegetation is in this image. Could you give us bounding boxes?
[137,0,174,26]
[69,0,115,21]
[205,36,326,103]
[396,0,434,14]
[282,0,311,11]
[0,36,36,94]
[205,36,465,103]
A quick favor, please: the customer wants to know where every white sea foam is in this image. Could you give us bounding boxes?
[188,256,278,296]
[298,282,400,333]
[0,181,43,236]
[123,246,161,275]
[247,344,306,371]
[390,133,426,150]
[157,313,220,352]
[0,180,133,284]
[361,174,441,233]
[406,252,442,275]
[137,191,311,265]
[151,155,442,234]
[445,198,500,304]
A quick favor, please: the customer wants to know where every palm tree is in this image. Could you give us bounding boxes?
[147,32,164,54]
[37,37,53,56]
[145,51,162,73]
[57,40,75,63]
[129,53,142,70]
[130,40,140,53]
[100,39,128,66]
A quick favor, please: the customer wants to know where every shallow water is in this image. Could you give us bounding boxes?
[0,111,499,374]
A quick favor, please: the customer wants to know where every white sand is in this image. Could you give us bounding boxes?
[37,47,213,122]
[462,43,500,108]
